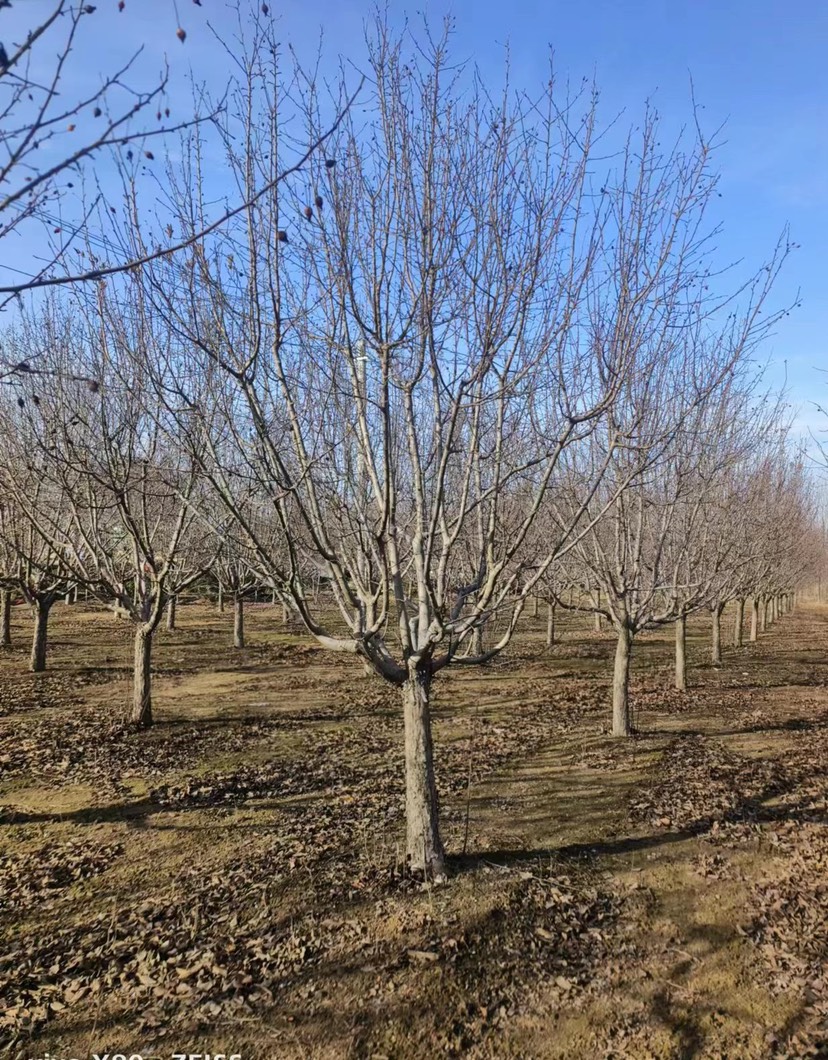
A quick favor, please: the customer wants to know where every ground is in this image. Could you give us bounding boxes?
[1,599,827,1059]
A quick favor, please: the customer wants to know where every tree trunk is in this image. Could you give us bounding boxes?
[733,598,745,648]
[675,615,687,691]
[0,589,11,648]
[760,598,768,633]
[166,596,177,631]
[30,598,52,672]
[233,596,245,649]
[131,626,153,728]
[546,602,556,648]
[282,599,289,625]
[612,626,634,737]
[750,597,759,642]
[532,595,539,618]
[711,603,723,665]
[402,665,445,878]
[217,583,224,613]
[64,587,73,605]
[471,623,484,656]
[594,611,602,632]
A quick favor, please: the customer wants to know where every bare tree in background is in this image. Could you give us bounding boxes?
[554,302,789,736]
[0,498,19,648]
[0,293,207,725]
[0,483,73,670]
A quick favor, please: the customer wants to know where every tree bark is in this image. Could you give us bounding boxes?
[131,626,153,728]
[166,596,177,631]
[217,583,224,613]
[30,597,53,673]
[471,623,484,656]
[675,615,687,691]
[532,595,539,618]
[594,610,602,633]
[402,664,445,877]
[233,595,245,648]
[711,603,723,665]
[546,602,556,648]
[0,589,11,648]
[733,598,745,648]
[612,626,634,737]
[760,597,768,633]
[64,587,73,605]
[750,597,759,642]
[282,599,289,625]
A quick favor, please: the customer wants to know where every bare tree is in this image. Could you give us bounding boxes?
[129,21,644,877]
[0,483,73,670]
[1,294,207,725]
[554,302,789,736]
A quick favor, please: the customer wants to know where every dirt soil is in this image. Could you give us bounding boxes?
[1,599,828,1059]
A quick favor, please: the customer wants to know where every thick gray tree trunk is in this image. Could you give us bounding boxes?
[131,626,153,728]
[750,597,759,642]
[64,587,73,605]
[30,598,53,672]
[532,595,539,618]
[546,602,556,648]
[166,596,177,631]
[233,596,245,648]
[282,599,289,625]
[733,598,745,647]
[612,626,634,737]
[0,589,11,648]
[402,664,445,877]
[760,597,768,633]
[711,603,723,665]
[217,583,224,613]
[675,615,687,691]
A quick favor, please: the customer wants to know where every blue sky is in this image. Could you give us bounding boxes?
[3,0,826,436]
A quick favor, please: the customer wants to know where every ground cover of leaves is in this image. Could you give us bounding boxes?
[1,600,827,1057]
